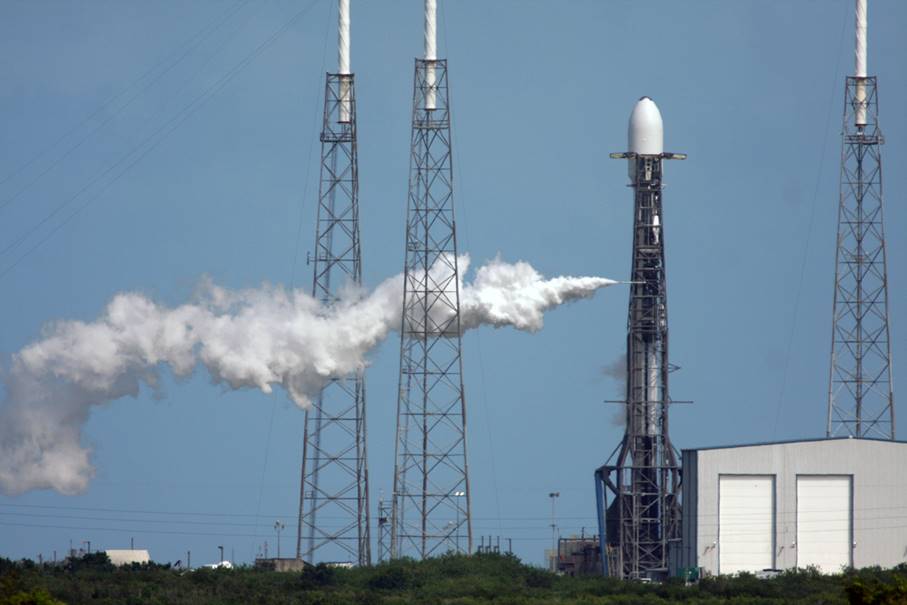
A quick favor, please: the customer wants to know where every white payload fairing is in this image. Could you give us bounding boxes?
[628,97,664,156]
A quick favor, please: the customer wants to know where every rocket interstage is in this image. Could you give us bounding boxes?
[596,97,685,580]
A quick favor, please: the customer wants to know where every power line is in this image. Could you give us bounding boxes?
[0,519,573,544]
[771,0,848,438]
[0,1,250,213]
[0,0,320,281]
[0,1,262,262]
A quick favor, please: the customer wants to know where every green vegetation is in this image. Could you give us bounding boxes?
[2,552,906,604]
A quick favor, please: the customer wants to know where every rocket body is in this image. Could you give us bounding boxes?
[626,97,668,440]
[600,97,683,580]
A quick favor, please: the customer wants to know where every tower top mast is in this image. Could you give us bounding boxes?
[854,0,867,126]
[338,0,350,74]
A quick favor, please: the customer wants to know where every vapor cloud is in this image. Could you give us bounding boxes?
[0,255,616,495]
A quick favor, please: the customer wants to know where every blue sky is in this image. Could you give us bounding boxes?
[0,0,905,567]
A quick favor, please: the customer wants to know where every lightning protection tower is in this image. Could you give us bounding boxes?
[595,97,685,580]
[827,0,895,440]
[297,0,371,566]
[391,0,473,559]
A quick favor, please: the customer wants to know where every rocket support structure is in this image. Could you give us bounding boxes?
[596,98,684,580]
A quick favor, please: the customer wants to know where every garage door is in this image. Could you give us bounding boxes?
[797,475,852,572]
[719,475,774,574]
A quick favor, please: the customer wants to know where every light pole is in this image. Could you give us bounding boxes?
[274,520,285,559]
[454,491,465,554]
[548,492,559,572]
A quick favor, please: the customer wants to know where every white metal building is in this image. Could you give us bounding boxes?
[673,438,907,576]
[104,549,151,566]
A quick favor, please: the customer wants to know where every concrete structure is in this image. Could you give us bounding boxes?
[675,438,907,576]
[254,557,307,572]
[104,549,150,566]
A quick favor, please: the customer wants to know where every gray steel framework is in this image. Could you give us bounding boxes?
[827,76,895,440]
[297,72,371,565]
[596,151,684,579]
[377,495,391,563]
[391,58,473,559]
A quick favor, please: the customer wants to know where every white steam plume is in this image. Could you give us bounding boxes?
[0,255,616,495]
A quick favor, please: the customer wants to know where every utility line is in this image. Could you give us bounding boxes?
[0,0,261,261]
[5,517,904,544]
[439,0,505,542]
[0,0,319,281]
[251,0,334,549]
[0,520,578,543]
[0,0,250,212]
[771,0,848,438]
[8,498,907,519]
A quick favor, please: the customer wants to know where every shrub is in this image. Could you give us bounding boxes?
[367,563,418,591]
[0,588,66,605]
[523,567,554,589]
[300,564,337,590]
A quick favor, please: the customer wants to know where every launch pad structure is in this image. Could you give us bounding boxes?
[296,0,371,566]
[595,99,685,580]
[390,0,473,560]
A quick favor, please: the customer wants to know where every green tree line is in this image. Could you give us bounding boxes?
[2,551,906,604]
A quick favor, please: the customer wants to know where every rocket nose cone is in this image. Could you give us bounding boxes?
[628,97,664,155]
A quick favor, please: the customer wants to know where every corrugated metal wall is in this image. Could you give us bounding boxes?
[678,439,907,576]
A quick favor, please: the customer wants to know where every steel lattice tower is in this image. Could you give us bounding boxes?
[595,98,684,580]
[296,0,370,566]
[391,0,472,559]
[827,0,894,440]
[377,494,391,563]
